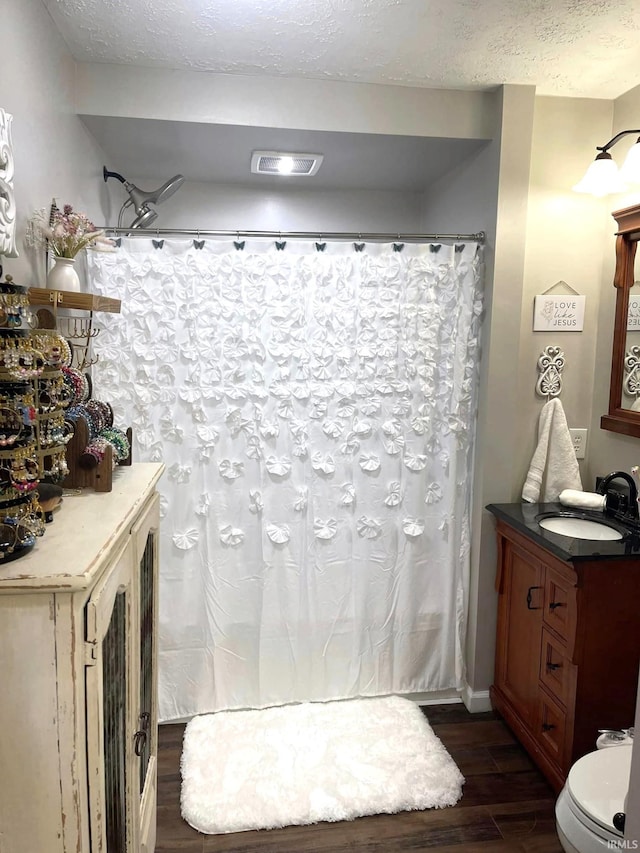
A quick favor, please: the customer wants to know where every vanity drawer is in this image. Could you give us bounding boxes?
[539,628,572,707]
[543,567,576,642]
[536,689,567,766]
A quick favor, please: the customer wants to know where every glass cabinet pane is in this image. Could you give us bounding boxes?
[102,590,127,852]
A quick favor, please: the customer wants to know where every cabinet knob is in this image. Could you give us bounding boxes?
[542,722,556,732]
[549,601,564,610]
[546,661,561,671]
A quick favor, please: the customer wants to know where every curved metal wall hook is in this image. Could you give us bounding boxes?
[536,345,565,398]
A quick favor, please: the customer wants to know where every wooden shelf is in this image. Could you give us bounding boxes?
[28,287,121,313]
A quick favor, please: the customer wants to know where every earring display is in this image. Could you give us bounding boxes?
[0,275,55,562]
[27,285,126,493]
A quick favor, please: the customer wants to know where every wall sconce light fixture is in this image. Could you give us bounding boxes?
[573,129,640,197]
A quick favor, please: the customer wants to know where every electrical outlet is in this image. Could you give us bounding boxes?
[569,428,588,460]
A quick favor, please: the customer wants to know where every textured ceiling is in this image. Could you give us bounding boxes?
[44,0,640,99]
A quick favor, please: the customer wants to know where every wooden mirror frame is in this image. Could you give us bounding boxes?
[601,203,640,437]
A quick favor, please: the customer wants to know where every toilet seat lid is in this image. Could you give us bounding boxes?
[566,745,632,834]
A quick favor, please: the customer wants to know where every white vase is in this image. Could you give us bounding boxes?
[47,256,81,292]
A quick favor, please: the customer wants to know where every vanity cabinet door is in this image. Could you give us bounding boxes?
[491,515,640,793]
[494,540,544,730]
[0,464,163,853]
[130,493,160,853]
[85,538,136,853]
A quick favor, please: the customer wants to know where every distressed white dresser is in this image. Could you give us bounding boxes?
[0,462,163,853]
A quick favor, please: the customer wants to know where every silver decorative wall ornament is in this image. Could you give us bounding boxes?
[536,345,565,398]
[624,346,640,399]
[0,109,18,258]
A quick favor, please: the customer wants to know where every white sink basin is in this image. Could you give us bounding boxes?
[537,515,624,541]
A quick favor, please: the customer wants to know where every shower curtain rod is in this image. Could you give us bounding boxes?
[100,226,486,243]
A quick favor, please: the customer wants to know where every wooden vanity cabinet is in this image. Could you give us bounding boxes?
[491,518,640,792]
[0,463,163,853]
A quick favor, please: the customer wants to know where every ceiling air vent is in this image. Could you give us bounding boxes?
[251,151,324,177]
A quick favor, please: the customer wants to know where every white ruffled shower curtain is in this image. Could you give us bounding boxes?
[88,238,483,721]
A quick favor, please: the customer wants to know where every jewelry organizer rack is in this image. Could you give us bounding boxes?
[0,275,49,563]
[62,412,132,493]
[28,286,130,493]
[27,287,121,371]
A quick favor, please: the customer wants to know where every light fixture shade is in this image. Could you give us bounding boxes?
[572,152,628,197]
[619,140,640,184]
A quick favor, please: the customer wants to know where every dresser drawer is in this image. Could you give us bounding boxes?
[543,567,576,642]
[536,689,567,766]
[539,628,572,707]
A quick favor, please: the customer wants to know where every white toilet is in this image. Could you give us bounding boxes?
[555,744,632,852]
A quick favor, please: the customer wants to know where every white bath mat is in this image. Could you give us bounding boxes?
[180,695,464,834]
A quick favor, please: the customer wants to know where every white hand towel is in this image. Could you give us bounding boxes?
[522,398,583,503]
[559,489,605,511]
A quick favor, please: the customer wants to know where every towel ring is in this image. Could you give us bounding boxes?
[536,345,564,398]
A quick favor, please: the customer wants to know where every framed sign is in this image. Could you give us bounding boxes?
[533,294,585,331]
[627,293,640,331]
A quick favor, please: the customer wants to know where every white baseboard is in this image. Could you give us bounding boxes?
[159,686,492,725]
[406,689,462,706]
[460,683,492,713]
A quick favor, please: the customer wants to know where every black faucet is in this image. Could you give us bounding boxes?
[597,471,639,520]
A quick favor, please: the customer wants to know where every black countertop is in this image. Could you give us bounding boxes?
[486,502,640,562]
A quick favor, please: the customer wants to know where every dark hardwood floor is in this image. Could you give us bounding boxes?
[156,703,563,852]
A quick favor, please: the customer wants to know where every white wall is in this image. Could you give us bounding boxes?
[76,64,495,141]
[420,142,498,239]
[519,96,614,492]
[589,82,640,481]
[468,85,536,695]
[419,97,506,699]
[2,0,107,287]
[104,181,425,234]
